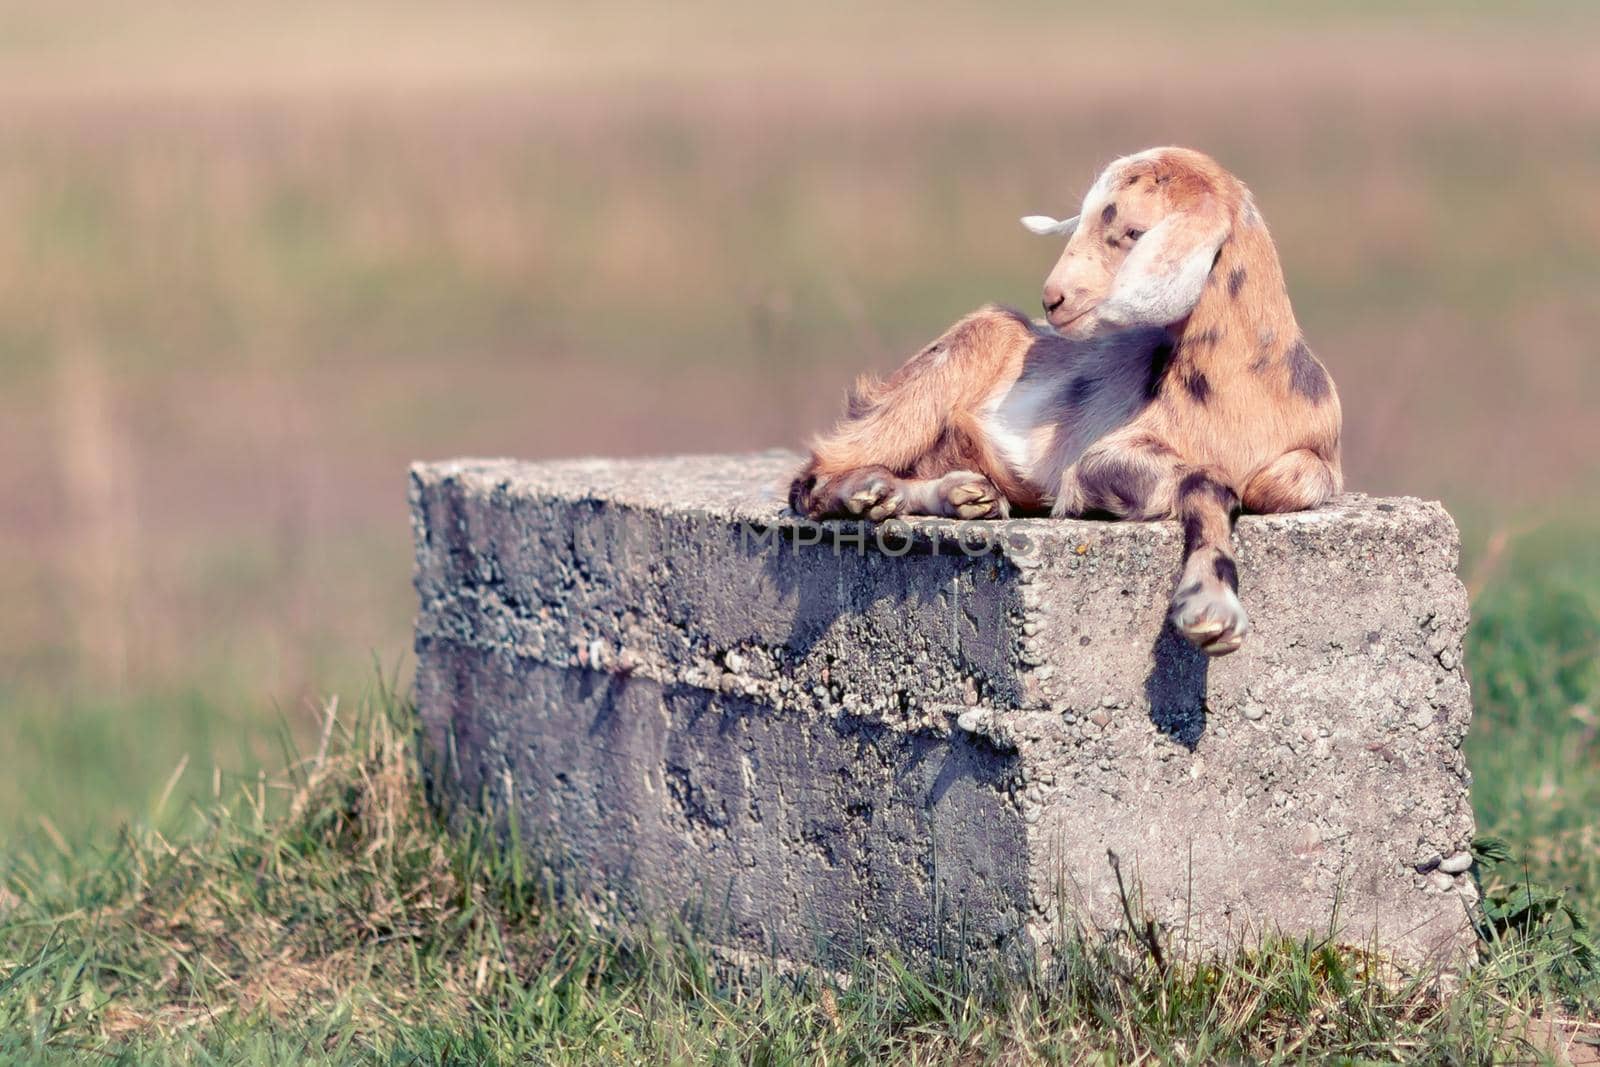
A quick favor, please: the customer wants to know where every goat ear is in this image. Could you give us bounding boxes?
[1020,214,1079,237]
[1099,201,1228,327]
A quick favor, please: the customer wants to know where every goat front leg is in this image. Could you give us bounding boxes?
[1168,470,1249,655]
[1056,436,1248,655]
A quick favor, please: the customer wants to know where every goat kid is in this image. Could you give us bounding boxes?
[788,147,1341,656]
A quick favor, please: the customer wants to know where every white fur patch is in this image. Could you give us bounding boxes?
[1099,216,1225,327]
[980,374,1056,476]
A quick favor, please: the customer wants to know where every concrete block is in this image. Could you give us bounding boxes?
[411,452,1477,972]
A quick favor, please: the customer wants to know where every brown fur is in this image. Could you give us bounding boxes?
[794,305,1043,518]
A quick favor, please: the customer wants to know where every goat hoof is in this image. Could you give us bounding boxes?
[1170,583,1251,656]
[941,474,1009,520]
[838,470,903,521]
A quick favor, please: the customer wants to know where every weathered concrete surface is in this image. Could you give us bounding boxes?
[411,451,1477,972]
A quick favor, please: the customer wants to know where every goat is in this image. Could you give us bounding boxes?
[788,147,1341,656]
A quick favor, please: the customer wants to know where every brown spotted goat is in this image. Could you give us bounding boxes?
[789,147,1341,656]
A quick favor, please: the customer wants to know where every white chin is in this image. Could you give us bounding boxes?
[1049,312,1099,339]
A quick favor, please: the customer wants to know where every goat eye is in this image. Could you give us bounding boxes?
[1126,228,1145,241]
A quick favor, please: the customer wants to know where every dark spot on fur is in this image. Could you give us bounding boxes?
[1248,328,1277,374]
[1178,471,1241,556]
[1227,266,1247,299]
[1082,454,1158,517]
[1067,374,1099,409]
[1213,556,1239,592]
[1178,470,1240,513]
[1181,511,1205,555]
[1177,470,1211,501]
[1183,370,1211,404]
[1129,432,1176,457]
[788,473,817,515]
[1177,581,1203,600]
[1144,341,1174,399]
[1101,202,1117,225]
[1286,338,1331,402]
[1184,326,1223,351]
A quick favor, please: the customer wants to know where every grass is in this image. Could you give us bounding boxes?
[0,699,1590,1064]
[1,537,1598,1063]
[1466,526,1600,926]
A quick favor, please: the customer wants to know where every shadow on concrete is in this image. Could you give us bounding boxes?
[1144,621,1209,749]
[753,518,997,661]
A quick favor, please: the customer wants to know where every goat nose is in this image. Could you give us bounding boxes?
[1043,285,1067,314]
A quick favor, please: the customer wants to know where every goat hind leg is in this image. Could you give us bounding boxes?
[1240,448,1340,514]
[790,306,1034,519]
[792,465,907,520]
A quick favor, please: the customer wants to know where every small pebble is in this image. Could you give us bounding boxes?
[1089,709,1111,728]
[1242,705,1265,721]
[1410,708,1433,730]
[1438,851,1473,874]
[1428,871,1455,892]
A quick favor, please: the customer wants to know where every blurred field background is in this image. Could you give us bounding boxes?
[1,0,1598,901]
